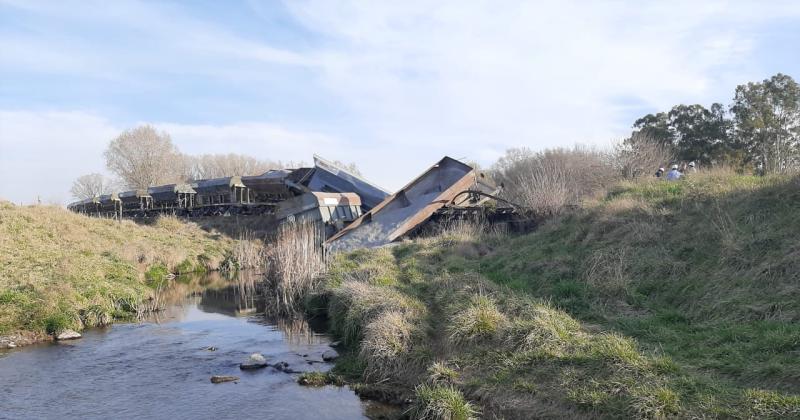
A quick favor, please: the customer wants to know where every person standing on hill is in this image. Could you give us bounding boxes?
[666,164,682,180]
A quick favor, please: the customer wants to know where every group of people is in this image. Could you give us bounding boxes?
[655,161,696,180]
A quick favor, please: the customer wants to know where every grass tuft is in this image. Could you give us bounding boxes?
[448,295,506,344]
[409,383,478,420]
[297,371,345,387]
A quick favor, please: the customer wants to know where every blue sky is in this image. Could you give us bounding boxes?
[1,0,799,204]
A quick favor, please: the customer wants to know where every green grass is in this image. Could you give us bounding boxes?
[409,384,478,420]
[314,172,800,418]
[0,203,234,337]
[297,371,345,387]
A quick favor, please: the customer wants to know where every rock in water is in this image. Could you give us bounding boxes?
[322,349,339,362]
[272,361,290,372]
[240,353,268,370]
[210,375,239,384]
[56,330,82,341]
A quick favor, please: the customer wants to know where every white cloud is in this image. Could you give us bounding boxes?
[1,0,799,202]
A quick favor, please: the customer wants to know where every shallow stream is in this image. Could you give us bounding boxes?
[0,272,385,419]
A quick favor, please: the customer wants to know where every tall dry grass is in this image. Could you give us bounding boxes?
[232,231,267,271]
[264,220,327,313]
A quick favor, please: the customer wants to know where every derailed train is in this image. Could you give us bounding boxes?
[67,155,390,234]
[68,155,533,248]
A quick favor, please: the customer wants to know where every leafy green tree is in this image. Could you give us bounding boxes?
[633,104,732,165]
[731,73,800,174]
[633,112,672,145]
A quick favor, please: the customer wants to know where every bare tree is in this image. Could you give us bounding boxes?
[105,125,185,189]
[330,160,362,176]
[614,132,675,179]
[70,173,114,200]
[189,153,282,179]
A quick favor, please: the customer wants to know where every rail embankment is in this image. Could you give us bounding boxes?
[306,172,799,419]
[0,202,241,346]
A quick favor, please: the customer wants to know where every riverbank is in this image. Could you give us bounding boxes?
[0,202,240,347]
[309,172,800,419]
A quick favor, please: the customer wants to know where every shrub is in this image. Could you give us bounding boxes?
[491,146,617,214]
[44,311,75,335]
[409,384,478,420]
[614,132,675,179]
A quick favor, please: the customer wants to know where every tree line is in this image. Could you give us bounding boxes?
[491,73,799,214]
[71,126,293,199]
[71,125,361,200]
[629,73,800,173]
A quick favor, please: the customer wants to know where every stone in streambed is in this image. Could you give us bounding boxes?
[240,353,268,370]
[55,330,82,341]
[272,361,290,371]
[322,349,339,362]
[210,375,239,384]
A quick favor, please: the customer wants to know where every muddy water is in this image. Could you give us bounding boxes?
[0,272,383,420]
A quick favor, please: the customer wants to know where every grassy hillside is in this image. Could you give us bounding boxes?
[312,172,800,419]
[0,203,234,339]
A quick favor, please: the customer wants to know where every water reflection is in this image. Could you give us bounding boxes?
[0,270,379,420]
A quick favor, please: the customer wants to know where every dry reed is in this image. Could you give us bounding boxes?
[264,220,327,314]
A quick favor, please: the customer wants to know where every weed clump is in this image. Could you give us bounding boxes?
[297,371,345,387]
[503,304,580,355]
[427,362,459,384]
[80,304,112,328]
[409,383,478,420]
[448,295,506,344]
[43,311,76,335]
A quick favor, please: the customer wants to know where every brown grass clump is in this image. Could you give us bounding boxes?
[360,310,416,381]
[327,280,423,346]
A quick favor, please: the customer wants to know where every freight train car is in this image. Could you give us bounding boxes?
[148,183,196,214]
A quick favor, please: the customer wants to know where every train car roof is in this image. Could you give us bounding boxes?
[193,176,245,189]
[148,183,196,194]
